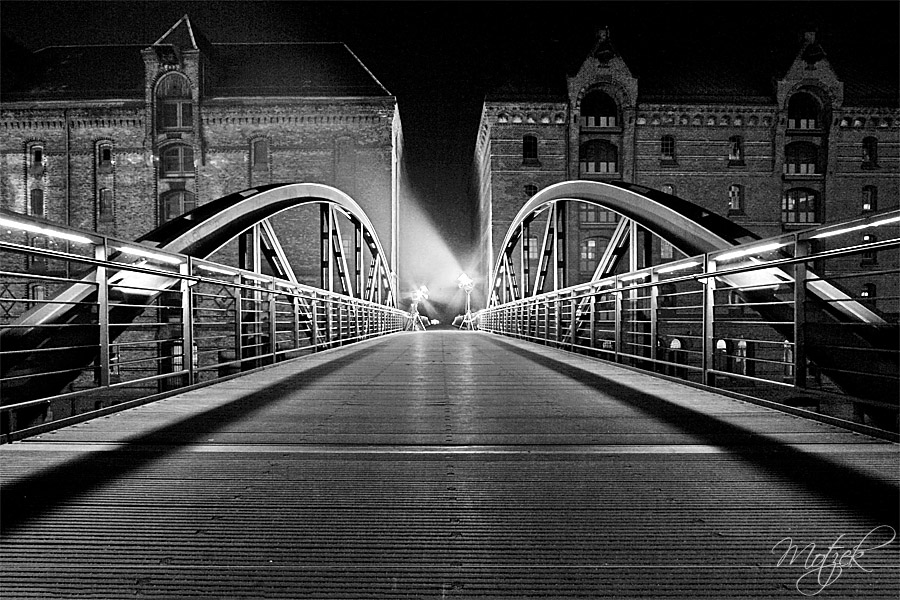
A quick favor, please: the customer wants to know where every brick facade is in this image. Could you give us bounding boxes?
[1,16,401,288]
[475,29,899,305]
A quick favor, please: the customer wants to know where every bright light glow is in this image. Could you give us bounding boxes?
[0,217,93,244]
[716,242,787,262]
[411,285,429,302]
[195,263,236,276]
[810,214,900,239]
[619,272,649,282]
[656,260,702,274]
[115,245,183,265]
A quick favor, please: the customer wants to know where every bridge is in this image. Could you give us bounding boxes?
[1,182,898,598]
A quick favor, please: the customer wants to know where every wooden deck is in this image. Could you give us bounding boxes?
[2,330,898,599]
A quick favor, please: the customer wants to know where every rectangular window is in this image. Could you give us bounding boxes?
[30,189,45,216]
[99,188,114,223]
[660,240,674,260]
[252,139,269,169]
[527,236,540,261]
[523,135,538,162]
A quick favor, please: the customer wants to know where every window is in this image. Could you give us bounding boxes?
[660,135,676,163]
[728,136,744,164]
[860,283,876,299]
[160,145,195,177]
[784,142,818,175]
[29,283,47,308]
[580,238,598,272]
[97,143,113,172]
[524,184,538,198]
[580,140,618,173]
[728,184,744,214]
[862,137,878,168]
[29,237,48,271]
[787,92,821,129]
[580,91,618,127]
[525,236,540,261]
[251,138,269,170]
[522,135,539,163]
[159,190,197,224]
[862,186,877,213]
[661,184,675,196]
[29,144,45,176]
[98,188,114,223]
[156,73,193,130]
[660,240,674,260]
[782,188,819,224]
[579,203,618,224]
[861,234,877,265]
[30,189,44,217]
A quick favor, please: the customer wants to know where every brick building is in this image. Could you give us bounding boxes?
[474,28,899,305]
[0,15,402,285]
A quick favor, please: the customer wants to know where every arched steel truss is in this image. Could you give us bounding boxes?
[490,180,760,306]
[1,184,401,407]
[140,183,398,306]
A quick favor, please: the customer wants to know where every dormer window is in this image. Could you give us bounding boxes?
[787,92,821,130]
[156,73,193,131]
[580,91,618,128]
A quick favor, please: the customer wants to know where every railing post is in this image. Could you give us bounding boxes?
[702,256,716,387]
[649,271,659,366]
[614,281,622,363]
[182,261,194,385]
[95,241,110,388]
[589,291,596,351]
[569,295,577,351]
[793,238,808,389]
[233,273,244,363]
[292,294,300,350]
[310,297,319,349]
[268,279,277,361]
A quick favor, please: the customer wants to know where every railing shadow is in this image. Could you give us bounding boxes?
[0,340,389,535]
[483,335,900,529]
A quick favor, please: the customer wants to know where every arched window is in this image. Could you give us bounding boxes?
[580,91,618,128]
[660,135,676,162]
[159,190,197,224]
[862,137,878,168]
[579,238,599,272]
[160,145,195,177]
[251,138,269,170]
[728,184,744,214]
[579,140,618,173]
[787,92,821,130]
[782,188,819,224]
[728,136,744,163]
[97,142,114,173]
[522,135,539,163]
[524,184,538,198]
[784,142,818,174]
[156,73,193,131]
[862,186,877,213]
[30,188,44,217]
[661,184,675,196]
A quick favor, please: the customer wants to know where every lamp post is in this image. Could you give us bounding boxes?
[407,285,429,331]
[457,273,476,330]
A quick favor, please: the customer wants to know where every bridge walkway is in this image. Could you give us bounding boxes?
[1,330,898,599]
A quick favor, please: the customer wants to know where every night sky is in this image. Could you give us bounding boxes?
[2,1,897,316]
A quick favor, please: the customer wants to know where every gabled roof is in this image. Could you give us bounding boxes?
[0,17,391,102]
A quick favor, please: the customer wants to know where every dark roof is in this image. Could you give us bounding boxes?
[210,43,390,98]
[0,41,390,102]
[486,29,898,108]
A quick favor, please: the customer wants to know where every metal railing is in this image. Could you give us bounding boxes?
[478,211,900,432]
[0,214,407,442]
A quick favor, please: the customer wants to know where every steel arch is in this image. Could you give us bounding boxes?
[490,180,759,303]
[140,182,398,305]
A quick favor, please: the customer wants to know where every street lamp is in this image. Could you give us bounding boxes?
[457,273,476,330]
[407,285,429,331]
